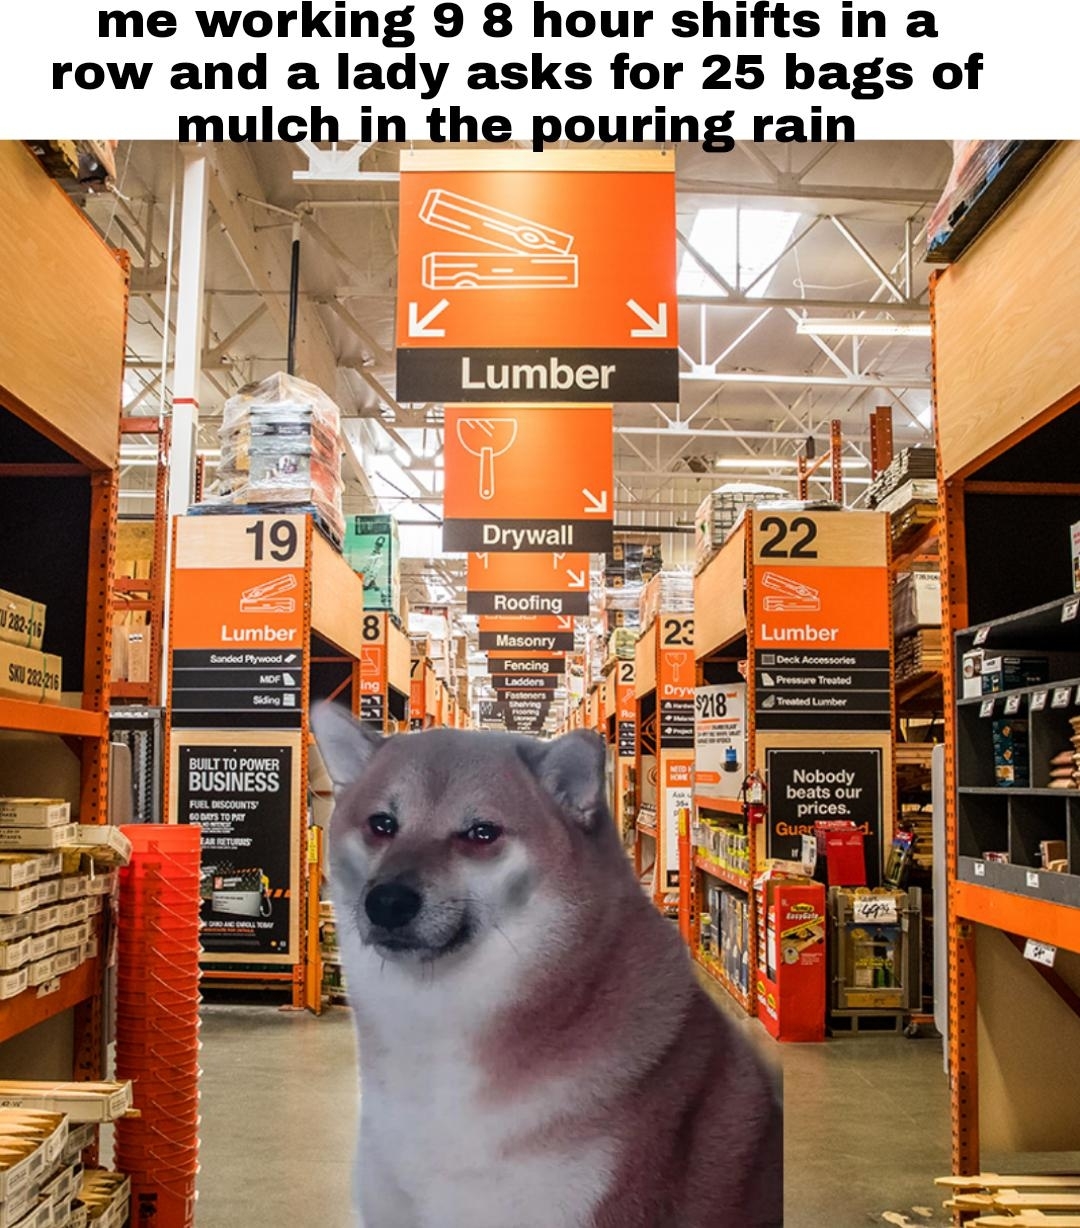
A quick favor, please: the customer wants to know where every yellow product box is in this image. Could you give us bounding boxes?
[0,967,29,1001]
[0,937,31,973]
[0,590,45,652]
[0,826,77,851]
[0,885,39,917]
[0,801,69,830]
[0,1083,133,1125]
[0,644,60,705]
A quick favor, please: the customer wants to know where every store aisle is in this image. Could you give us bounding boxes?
[197,996,951,1227]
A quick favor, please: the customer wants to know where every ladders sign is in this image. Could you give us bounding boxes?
[467,551,590,616]
[171,515,307,730]
[751,511,892,732]
[395,150,679,404]
[444,406,613,553]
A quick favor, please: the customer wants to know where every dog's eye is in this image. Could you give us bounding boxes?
[368,813,398,838]
[461,822,502,844]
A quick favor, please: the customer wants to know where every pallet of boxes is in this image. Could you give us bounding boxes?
[0,590,59,708]
[0,811,134,1227]
[0,1079,134,1228]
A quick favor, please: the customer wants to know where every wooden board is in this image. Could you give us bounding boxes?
[635,621,658,698]
[310,532,366,659]
[0,142,126,468]
[694,522,747,659]
[934,142,1080,480]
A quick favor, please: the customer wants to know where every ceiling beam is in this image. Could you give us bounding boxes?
[680,370,931,390]
[676,177,941,205]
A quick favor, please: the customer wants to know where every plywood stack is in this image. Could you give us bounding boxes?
[895,628,944,683]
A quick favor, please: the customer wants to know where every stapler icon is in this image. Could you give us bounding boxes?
[760,572,822,613]
[239,573,298,614]
[419,188,578,292]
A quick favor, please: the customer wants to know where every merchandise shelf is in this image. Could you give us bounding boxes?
[0,698,107,739]
[693,852,750,894]
[694,949,751,1012]
[934,140,1080,1172]
[694,794,742,817]
[0,958,101,1047]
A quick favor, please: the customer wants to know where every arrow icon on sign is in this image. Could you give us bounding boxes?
[566,569,586,589]
[408,299,450,338]
[627,299,668,339]
[582,488,609,514]
[557,616,574,631]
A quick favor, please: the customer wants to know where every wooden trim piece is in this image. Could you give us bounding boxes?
[934,142,1080,481]
[694,521,747,660]
[310,530,366,659]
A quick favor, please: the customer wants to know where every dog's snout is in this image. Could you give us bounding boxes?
[365,882,422,930]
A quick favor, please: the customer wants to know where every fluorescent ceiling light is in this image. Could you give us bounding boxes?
[715,456,869,470]
[678,207,800,298]
[796,317,931,338]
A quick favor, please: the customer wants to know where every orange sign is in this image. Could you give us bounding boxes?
[395,150,678,404]
[358,644,386,696]
[172,567,304,651]
[752,566,890,651]
[444,405,612,553]
[466,551,590,616]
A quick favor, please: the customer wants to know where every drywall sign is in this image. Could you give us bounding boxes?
[395,149,678,403]
[478,614,576,653]
[444,405,613,552]
[750,510,892,732]
[765,747,883,884]
[466,551,591,615]
[175,733,300,964]
[171,514,307,729]
[695,683,747,801]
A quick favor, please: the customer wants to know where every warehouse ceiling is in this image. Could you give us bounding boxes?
[82,138,951,594]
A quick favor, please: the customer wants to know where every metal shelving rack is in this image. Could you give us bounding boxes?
[932,140,1080,1173]
[0,140,127,1069]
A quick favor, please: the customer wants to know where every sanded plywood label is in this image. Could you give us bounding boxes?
[467,551,590,615]
[396,150,678,403]
[444,406,612,553]
[750,510,891,732]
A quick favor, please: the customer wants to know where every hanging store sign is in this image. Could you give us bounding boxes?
[171,514,307,730]
[395,150,678,404]
[466,551,591,616]
[657,614,695,750]
[486,656,565,676]
[751,511,892,732]
[444,406,613,553]
[478,614,576,654]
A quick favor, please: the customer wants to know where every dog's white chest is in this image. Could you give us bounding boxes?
[357,1026,613,1228]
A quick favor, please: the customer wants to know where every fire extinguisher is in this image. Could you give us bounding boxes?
[741,769,767,828]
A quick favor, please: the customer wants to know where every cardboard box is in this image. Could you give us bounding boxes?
[0,886,39,917]
[0,938,31,972]
[0,1111,67,1169]
[0,855,51,891]
[34,881,60,907]
[0,801,71,830]
[0,968,29,1001]
[28,932,58,961]
[52,948,80,975]
[0,590,45,652]
[71,828,131,866]
[28,905,63,933]
[961,649,984,698]
[0,1084,132,1125]
[343,514,400,612]
[892,569,942,636]
[981,654,1049,694]
[124,630,149,684]
[0,827,77,852]
[54,923,90,952]
[0,915,34,945]
[24,957,54,987]
[0,645,61,706]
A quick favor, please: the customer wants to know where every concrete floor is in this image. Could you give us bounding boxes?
[196,990,952,1228]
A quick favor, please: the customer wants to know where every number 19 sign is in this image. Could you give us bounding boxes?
[170,514,308,729]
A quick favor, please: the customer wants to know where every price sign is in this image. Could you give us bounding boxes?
[1061,598,1079,623]
[1026,870,1040,888]
[1052,687,1071,709]
[1004,694,1022,715]
[1024,938,1057,967]
[974,861,986,877]
[1030,690,1048,711]
[852,895,899,925]
[980,698,995,717]
[973,626,990,646]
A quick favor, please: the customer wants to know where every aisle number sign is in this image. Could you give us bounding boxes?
[750,510,891,732]
[467,551,591,616]
[616,660,636,759]
[658,614,695,749]
[395,150,679,403]
[444,406,613,553]
[171,514,308,730]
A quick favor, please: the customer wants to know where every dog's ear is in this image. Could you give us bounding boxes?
[519,730,610,832]
[311,702,382,796]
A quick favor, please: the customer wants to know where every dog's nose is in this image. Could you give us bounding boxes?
[365,882,422,930]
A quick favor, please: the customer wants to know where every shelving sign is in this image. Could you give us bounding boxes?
[395,149,679,404]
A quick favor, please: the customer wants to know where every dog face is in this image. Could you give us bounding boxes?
[312,705,610,970]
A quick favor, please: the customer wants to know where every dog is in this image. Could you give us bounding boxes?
[313,703,782,1228]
